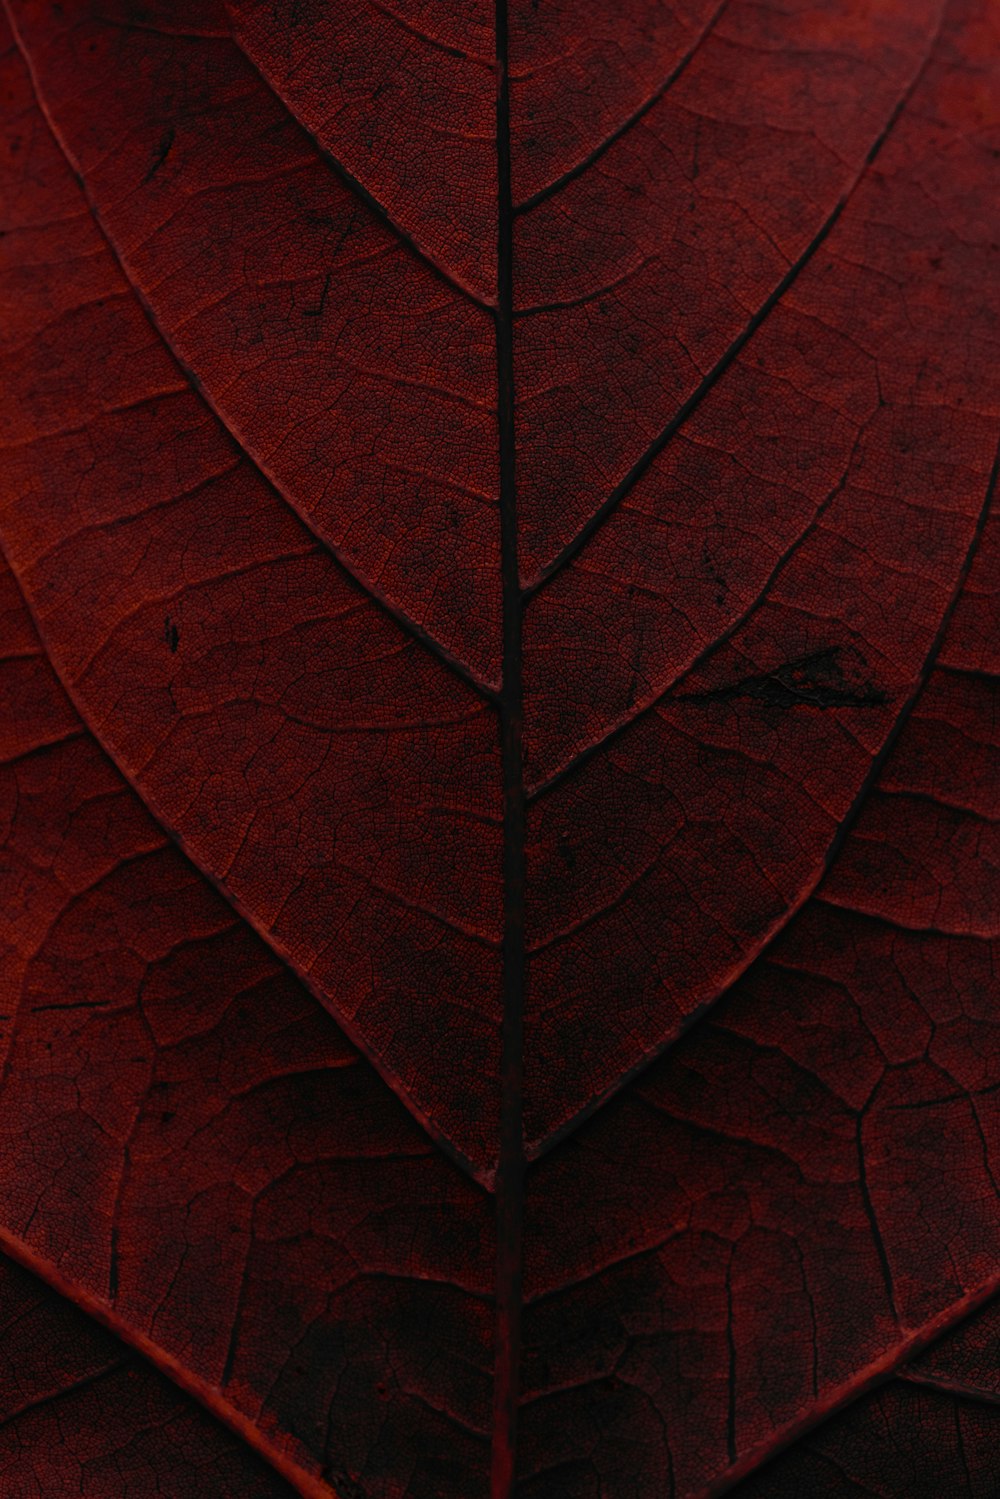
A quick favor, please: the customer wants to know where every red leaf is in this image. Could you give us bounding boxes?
[0,1249,298,1495]
[0,0,998,1495]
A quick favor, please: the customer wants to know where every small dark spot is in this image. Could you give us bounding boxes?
[302,270,331,319]
[557,833,577,870]
[163,615,179,653]
[328,1474,367,1499]
[159,1110,175,1125]
[143,126,175,185]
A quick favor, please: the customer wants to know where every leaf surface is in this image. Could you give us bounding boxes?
[0,0,998,1494]
[0,1248,299,1496]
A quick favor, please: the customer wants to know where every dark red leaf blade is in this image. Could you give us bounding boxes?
[1,0,999,1495]
[11,0,502,685]
[730,1355,1000,1498]
[227,0,498,304]
[518,486,1000,1494]
[513,0,944,584]
[0,9,506,1174]
[0,1249,300,1497]
[732,1296,1000,1496]
[518,0,1000,1149]
[4,0,999,1178]
[0,555,495,1496]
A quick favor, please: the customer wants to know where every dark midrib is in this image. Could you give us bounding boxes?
[491,0,526,1495]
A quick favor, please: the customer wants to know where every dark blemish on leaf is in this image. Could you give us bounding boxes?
[557,833,576,870]
[702,540,727,608]
[691,118,702,180]
[143,126,175,184]
[328,1474,367,1499]
[302,270,331,319]
[683,647,888,711]
[163,615,179,653]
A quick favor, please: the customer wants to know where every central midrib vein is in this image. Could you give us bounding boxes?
[491,0,525,1494]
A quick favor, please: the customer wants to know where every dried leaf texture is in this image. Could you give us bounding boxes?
[0,0,998,1495]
